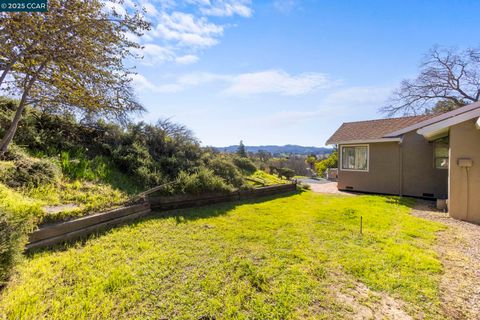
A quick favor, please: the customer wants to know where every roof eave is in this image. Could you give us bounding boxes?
[417,109,480,141]
[384,101,480,138]
[326,137,402,145]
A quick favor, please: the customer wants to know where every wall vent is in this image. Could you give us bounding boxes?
[345,186,354,190]
[422,193,434,198]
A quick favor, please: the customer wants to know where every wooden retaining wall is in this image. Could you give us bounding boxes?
[27,183,296,250]
[27,202,152,251]
[149,183,297,210]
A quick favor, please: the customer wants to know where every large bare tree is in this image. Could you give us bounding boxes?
[381,47,480,116]
[0,0,150,155]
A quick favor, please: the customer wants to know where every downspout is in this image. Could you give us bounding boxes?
[398,136,404,197]
[465,167,470,221]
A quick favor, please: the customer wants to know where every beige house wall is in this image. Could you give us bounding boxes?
[401,131,448,198]
[338,132,448,198]
[449,119,480,223]
[337,142,401,195]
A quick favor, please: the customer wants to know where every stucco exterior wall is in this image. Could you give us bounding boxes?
[337,132,448,198]
[401,131,448,198]
[449,120,480,223]
[337,142,400,195]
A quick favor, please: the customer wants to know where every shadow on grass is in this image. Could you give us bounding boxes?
[150,190,303,223]
[27,190,302,255]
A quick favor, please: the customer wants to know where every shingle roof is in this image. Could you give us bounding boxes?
[326,115,433,145]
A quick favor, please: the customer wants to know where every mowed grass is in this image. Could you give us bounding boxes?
[0,192,445,319]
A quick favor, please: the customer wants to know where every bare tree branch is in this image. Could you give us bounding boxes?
[382,46,480,116]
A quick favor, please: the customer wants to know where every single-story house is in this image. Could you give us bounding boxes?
[326,102,480,224]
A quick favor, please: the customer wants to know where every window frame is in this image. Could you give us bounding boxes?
[340,144,369,172]
[433,138,449,170]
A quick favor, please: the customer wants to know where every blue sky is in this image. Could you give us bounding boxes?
[111,0,480,147]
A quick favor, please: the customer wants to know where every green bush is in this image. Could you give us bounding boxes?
[206,158,245,188]
[0,184,40,286]
[174,168,235,195]
[276,167,295,180]
[232,157,257,174]
[0,208,35,286]
[0,152,60,189]
[314,151,338,176]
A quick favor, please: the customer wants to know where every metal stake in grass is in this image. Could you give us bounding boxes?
[360,216,363,236]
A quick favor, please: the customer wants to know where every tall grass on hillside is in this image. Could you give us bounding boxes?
[0,183,42,285]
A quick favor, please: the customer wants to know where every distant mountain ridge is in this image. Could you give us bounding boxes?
[215,144,333,155]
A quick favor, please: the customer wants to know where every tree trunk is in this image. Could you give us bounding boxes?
[0,60,15,88]
[0,92,28,156]
[0,62,47,157]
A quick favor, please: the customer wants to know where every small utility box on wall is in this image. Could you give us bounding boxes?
[457,158,473,167]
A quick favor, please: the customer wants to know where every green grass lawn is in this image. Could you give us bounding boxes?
[0,192,445,319]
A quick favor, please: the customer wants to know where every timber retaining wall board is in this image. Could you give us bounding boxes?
[27,183,296,250]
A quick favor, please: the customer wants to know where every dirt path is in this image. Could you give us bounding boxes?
[412,201,480,320]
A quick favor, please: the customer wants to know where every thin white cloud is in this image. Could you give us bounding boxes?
[224,70,331,96]
[137,43,176,65]
[175,54,200,64]
[186,0,252,17]
[323,86,393,106]
[149,11,224,47]
[122,0,253,65]
[102,1,128,16]
[136,44,201,65]
[132,69,334,96]
[252,86,393,127]
[130,74,184,93]
[273,0,299,14]
[202,1,252,17]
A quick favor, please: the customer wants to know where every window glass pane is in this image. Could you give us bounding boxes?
[342,146,368,171]
[435,157,448,168]
[435,145,448,157]
[356,146,368,170]
[434,138,449,169]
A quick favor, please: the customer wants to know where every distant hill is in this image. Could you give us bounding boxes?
[215,145,333,156]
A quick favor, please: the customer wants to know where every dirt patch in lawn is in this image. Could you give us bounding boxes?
[412,201,480,320]
[330,273,412,320]
[43,203,80,214]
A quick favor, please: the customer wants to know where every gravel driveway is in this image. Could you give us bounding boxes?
[412,201,480,319]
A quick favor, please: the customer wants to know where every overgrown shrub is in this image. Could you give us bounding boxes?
[0,151,60,188]
[232,157,257,174]
[206,157,245,188]
[276,167,295,180]
[0,184,41,286]
[0,209,36,286]
[173,168,234,195]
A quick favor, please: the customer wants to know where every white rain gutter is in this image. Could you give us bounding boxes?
[417,109,480,141]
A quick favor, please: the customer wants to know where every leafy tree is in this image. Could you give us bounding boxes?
[382,46,480,115]
[237,140,247,158]
[276,167,295,180]
[0,0,149,155]
[205,157,245,188]
[256,149,272,162]
[305,154,317,169]
[232,156,257,174]
[427,99,463,115]
[314,151,338,176]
